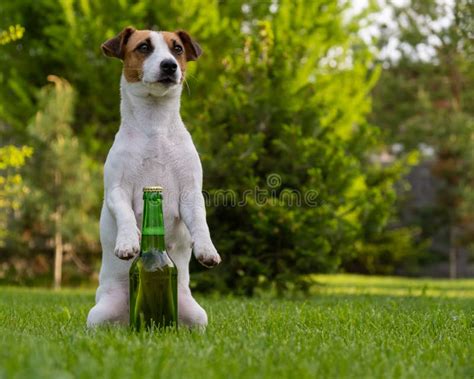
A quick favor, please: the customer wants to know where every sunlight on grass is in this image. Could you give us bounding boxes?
[310,274,474,298]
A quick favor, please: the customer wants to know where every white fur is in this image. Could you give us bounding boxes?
[87,31,221,328]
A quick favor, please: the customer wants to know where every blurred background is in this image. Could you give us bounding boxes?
[0,0,472,294]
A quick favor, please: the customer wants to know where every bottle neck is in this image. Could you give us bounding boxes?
[141,192,166,252]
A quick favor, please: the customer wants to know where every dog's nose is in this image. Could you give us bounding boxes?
[160,59,178,75]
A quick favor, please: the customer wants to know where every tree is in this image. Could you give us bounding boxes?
[24,76,99,289]
[185,1,404,293]
[371,0,474,277]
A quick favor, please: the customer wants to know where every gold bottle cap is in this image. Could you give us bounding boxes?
[143,186,163,192]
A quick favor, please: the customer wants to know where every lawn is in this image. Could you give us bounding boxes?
[0,275,473,379]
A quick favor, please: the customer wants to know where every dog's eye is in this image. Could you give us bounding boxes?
[137,43,151,53]
[174,45,183,54]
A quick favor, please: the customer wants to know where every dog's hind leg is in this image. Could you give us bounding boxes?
[87,204,131,327]
[175,250,208,328]
[178,285,208,328]
[168,223,208,329]
[87,284,129,326]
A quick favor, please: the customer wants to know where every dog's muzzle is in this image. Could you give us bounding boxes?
[157,59,178,85]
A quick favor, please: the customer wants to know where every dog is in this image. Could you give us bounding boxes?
[87,27,221,328]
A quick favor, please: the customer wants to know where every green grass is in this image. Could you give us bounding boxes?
[0,275,473,379]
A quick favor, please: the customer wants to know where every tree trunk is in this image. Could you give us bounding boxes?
[449,226,457,279]
[53,165,64,290]
[53,168,63,290]
[54,217,63,290]
[449,245,457,279]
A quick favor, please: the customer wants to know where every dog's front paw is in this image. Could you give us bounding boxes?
[193,241,221,268]
[114,236,140,260]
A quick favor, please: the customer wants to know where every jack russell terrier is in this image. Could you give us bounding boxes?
[87,27,221,328]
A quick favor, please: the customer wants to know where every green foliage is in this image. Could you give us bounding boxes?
[0,276,473,378]
[0,23,32,246]
[187,2,403,293]
[0,145,32,245]
[28,76,100,240]
[0,24,24,45]
[370,0,474,273]
[346,227,428,275]
[16,76,100,264]
[0,1,408,290]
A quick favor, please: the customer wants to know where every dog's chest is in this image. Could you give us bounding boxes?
[130,134,182,220]
[143,133,182,173]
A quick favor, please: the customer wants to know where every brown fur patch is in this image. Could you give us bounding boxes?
[162,32,187,81]
[176,30,202,62]
[122,30,152,83]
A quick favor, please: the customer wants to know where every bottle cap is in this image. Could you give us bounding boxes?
[143,186,163,192]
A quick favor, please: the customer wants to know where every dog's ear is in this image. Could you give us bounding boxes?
[101,26,136,60]
[176,30,202,61]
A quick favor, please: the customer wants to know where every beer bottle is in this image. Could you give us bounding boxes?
[129,186,178,330]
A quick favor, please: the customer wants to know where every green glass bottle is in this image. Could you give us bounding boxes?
[129,186,178,330]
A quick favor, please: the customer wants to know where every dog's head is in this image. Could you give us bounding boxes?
[101,27,202,97]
